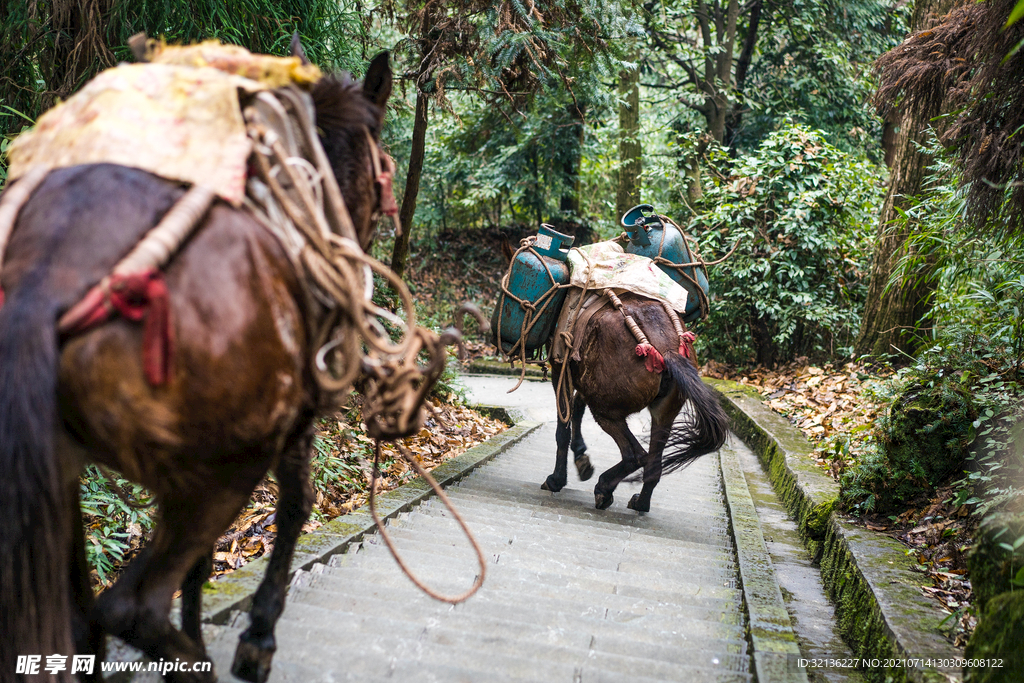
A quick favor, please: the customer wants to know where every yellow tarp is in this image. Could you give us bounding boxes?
[6,41,322,206]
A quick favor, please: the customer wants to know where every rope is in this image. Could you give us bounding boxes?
[368,440,486,603]
[243,93,445,441]
[604,290,650,345]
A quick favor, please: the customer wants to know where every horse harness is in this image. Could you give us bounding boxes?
[0,83,434,442]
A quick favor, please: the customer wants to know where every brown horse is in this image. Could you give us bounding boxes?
[543,293,729,512]
[0,52,399,682]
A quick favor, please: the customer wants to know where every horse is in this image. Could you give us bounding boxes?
[542,292,729,513]
[0,48,403,683]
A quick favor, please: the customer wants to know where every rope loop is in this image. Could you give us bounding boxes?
[244,92,446,441]
[368,441,486,603]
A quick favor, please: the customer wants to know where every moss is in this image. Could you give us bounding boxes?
[880,383,976,483]
[841,378,979,514]
[818,525,902,682]
[964,591,1024,683]
[804,498,837,537]
[967,511,1024,611]
[465,359,546,378]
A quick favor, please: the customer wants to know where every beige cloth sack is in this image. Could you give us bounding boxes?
[7,40,321,207]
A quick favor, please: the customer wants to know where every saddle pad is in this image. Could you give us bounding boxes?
[566,241,688,314]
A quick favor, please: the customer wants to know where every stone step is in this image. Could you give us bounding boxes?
[413,498,732,553]
[292,567,742,631]
[353,526,737,588]
[285,579,747,644]
[335,540,738,597]
[440,487,731,540]
[274,587,747,658]
[384,510,737,567]
[325,554,742,611]
[209,607,752,683]
[459,467,727,506]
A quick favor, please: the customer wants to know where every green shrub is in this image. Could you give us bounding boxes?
[691,123,882,367]
[840,329,1023,514]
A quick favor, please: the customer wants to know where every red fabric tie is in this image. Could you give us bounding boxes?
[0,287,5,310]
[635,343,665,373]
[378,154,399,216]
[679,331,697,360]
[108,271,174,386]
[58,270,174,386]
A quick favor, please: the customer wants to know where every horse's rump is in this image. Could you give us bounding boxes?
[571,293,682,415]
[4,163,311,486]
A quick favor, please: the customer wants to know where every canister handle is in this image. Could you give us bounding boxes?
[533,224,574,261]
[621,204,655,228]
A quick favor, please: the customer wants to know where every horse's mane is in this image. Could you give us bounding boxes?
[311,73,382,137]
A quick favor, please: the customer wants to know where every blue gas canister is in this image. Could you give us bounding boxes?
[492,224,574,356]
[621,204,709,323]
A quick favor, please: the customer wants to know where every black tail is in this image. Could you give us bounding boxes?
[0,286,75,681]
[660,351,729,475]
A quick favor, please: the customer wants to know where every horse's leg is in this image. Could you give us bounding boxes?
[94,483,258,683]
[232,428,314,683]
[180,550,214,651]
[592,414,646,510]
[627,383,683,513]
[569,393,593,481]
[541,407,571,492]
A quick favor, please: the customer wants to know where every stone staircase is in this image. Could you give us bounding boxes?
[204,421,754,683]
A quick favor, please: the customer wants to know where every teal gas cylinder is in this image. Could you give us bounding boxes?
[491,224,574,356]
[621,204,709,323]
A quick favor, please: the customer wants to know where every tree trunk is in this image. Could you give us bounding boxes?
[725,0,763,146]
[616,63,642,219]
[854,0,955,358]
[390,91,428,278]
[559,102,586,215]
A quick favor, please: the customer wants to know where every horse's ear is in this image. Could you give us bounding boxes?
[290,32,310,65]
[501,237,514,264]
[363,51,393,110]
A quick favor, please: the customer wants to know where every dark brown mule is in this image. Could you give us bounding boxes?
[0,52,394,683]
[543,293,729,512]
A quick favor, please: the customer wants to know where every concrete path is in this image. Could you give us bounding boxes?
[201,375,809,682]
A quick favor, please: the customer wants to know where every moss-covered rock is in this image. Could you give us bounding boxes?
[841,379,978,513]
[967,510,1024,612]
[964,590,1024,683]
[880,383,977,483]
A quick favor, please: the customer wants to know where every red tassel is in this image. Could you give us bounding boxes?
[679,331,697,359]
[377,154,399,216]
[108,271,174,386]
[635,343,665,373]
[56,270,174,386]
[59,283,115,335]
[0,287,4,311]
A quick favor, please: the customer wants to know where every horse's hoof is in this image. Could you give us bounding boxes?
[594,490,613,510]
[574,454,594,482]
[627,494,650,513]
[540,475,565,492]
[232,638,275,683]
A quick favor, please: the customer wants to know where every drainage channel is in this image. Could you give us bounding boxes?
[730,435,864,683]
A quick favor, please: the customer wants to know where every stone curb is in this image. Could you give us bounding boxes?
[201,417,543,625]
[465,358,547,378]
[719,446,807,683]
[706,378,962,683]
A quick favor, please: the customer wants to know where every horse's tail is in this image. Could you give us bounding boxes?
[0,285,75,679]
[660,351,729,475]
